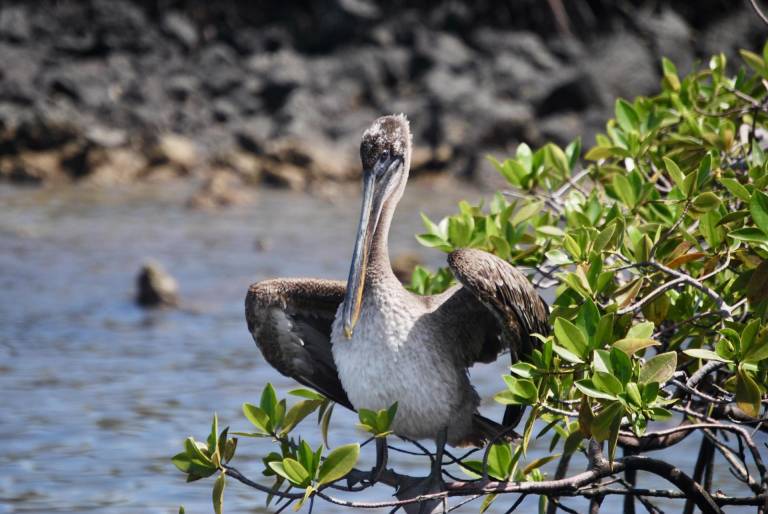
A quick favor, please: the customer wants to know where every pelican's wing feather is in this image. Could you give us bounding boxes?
[447,248,550,364]
[245,278,353,409]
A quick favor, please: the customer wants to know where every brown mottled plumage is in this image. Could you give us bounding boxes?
[245,114,549,448]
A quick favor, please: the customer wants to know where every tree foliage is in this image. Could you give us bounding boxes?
[173,44,768,513]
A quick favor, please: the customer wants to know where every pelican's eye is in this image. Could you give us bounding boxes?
[379,149,390,164]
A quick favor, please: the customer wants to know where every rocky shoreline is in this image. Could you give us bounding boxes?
[0,0,764,205]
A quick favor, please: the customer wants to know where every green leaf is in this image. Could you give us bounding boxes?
[740,319,760,355]
[641,382,659,404]
[625,382,642,407]
[565,138,582,169]
[415,233,452,251]
[554,318,588,358]
[585,145,620,161]
[320,401,334,448]
[610,347,633,384]
[592,371,624,396]
[663,158,686,191]
[552,344,585,364]
[720,178,751,202]
[692,192,721,212]
[503,376,539,402]
[594,223,616,252]
[638,352,677,384]
[575,379,618,401]
[613,338,659,355]
[260,384,278,420]
[522,454,559,476]
[511,200,544,226]
[486,443,512,480]
[743,338,768,363]
[212,473,226,514]
[740,49,768,76]
[207,414,219,458]
[591,401,623,442]
[593,349,612,374]
[729,228,768,243]
[750,190,768,235]
[683,348,731,362]
[288,389,326,401]
[613,174,636,208]
[626,321,654,339]
[185,437,213,466]
[615,99,640,132]
[546,143,570,177]
[282,458,311,487]
[317,444,359,485]
[243,403,271,434]
[279,400,323,437]
[735,370,762,418]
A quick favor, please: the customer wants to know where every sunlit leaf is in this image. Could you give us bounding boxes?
[317,444,359,485]
[638,352,677,384]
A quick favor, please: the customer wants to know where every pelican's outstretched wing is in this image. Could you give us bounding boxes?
[245,278,353,409]
[447,248,550,362]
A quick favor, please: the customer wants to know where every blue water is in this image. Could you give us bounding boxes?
[0,181,762,513]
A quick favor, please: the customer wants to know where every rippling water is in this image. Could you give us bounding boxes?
[0,181,761,513]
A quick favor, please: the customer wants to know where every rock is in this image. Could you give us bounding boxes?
[410,144,453,174]
[262,161,307,190]
[266,137,358,183]
[187,169,253,209]
[212,99,238,123]
[7,151,64,184]
[136,261,179,308]
[14,115,80,151]
[213,149,262,184]
[166,74,198,102]
[697,8,764,62]
[424,66,479,105]
[642,8,694,74]
[235,118,273,154]
[154,133,199,171]
[85,126,127,148]
[414,31,473,71]
[472,29,559,71]
[585,32,657,104]
[473,94,534,147]
[535,71,600,116]
[538,112,585,146]
[87,147,147,184]
[162,11,198,50]
[0,6,31,43]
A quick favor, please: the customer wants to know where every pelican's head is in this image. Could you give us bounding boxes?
[342,114,412,338]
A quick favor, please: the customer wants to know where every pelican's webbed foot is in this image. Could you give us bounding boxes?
[395,428,448,514]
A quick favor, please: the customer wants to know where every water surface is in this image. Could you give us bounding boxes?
[0,181,760,513]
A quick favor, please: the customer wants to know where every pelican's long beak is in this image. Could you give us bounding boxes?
[342,156,401,338]
[342,170,377,339]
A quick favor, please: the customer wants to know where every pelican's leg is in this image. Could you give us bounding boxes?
[395,429,448,514]
[417,427,448,514]
[431,427,447,482]
[368,437,388,483]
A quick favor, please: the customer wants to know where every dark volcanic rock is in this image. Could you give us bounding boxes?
[0,0,761,190]
[136,261,179,308]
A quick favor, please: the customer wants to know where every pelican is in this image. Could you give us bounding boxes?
[246,114,549,483]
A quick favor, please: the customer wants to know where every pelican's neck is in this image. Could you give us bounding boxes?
[366,198,399,288]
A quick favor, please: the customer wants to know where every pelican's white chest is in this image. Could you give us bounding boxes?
[330,287,474,441]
